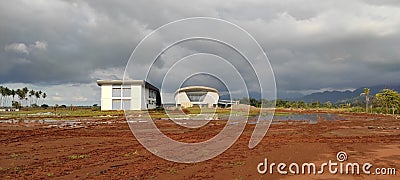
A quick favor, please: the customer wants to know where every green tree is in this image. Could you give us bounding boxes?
[298,101,307,109]
[29,89,35,106]
[4,87,11,107]
[360,88,370,113]
[37,91,43,105]
[10,89,16,103]
[22,87,29,106]
[290,101,299,108]
[0,86,5,107]
[35,91,40,105]
[324,101,332,108]
[12,101,21,109]
[16,89,23,105]
[42,93,47,105]
[376,89,400,114]
[249,98,261,107]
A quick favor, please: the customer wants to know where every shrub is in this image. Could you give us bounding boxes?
[41,104,49,108]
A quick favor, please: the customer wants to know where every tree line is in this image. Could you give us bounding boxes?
[237,88,400,115]
[0,86,47,108]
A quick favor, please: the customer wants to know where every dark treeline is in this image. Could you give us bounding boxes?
[236,88,400,115]
[0,86,47,108]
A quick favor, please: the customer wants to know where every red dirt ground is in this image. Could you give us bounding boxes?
[1,110,399,179]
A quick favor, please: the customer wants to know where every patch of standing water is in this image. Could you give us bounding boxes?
[151,113,345,125]
[0,119,103,128]
[246,113,345,125]
[274,113,345,124]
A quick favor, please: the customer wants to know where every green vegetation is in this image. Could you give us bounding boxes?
[167,168,177,174]
[10,153,21,158]
[234,176,244,180]
[241,87,400,115]
[0,86,47,108]
[360,88,370,113]
[376,88,400,114]
[2,86,399,120]
[123,150,139,157]
[0,107,124,119]
[68,154,90,159]
[226,161,245,166]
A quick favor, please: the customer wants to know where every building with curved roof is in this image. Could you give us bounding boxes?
[174,86,219,108]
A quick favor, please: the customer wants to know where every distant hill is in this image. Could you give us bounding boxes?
[296,84,400,104]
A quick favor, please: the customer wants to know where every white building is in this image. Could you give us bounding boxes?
[97,80,160,110]
[175,86,219,108]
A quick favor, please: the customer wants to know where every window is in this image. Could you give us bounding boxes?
[186,92,207,102]
[112,85,131,110]
[122,88,131,97]
[113,85,131,97]
[112,88,121,97]
[149,89,157,99]
[112,99,121,110]
[123,99,131,110]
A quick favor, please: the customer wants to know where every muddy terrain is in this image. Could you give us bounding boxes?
[1,111,399,179]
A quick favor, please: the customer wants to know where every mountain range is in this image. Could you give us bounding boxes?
[296,84,400,104]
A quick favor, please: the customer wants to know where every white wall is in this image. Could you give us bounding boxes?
[175,91,219,108]
[100,85,112,110]
[130,85,142,110]
[203,92,219,107]
[175,92,191,104]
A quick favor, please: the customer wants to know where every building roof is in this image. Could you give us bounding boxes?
[176,86,219,94]
[96,80,159,91]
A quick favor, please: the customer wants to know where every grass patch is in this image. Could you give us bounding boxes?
[123,150,139,157]
[234,176,243,180]
[68,154,90,159]
[0,108,124,119]
[226,161,245,166]
[10,153,21,158]
[14,166,21,173]
[167,168,177,174]
[274,112,293,116]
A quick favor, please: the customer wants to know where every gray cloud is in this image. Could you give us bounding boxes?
[1,0,400,105]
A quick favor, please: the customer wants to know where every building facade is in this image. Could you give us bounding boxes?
[175,86,219,108]
[97,80,160,110]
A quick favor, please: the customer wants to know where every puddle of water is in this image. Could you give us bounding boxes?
[147,113,345,125]
[0,119,107,129]
[273,113,343,121]
[27,112,54,116]
[0,113,347,127]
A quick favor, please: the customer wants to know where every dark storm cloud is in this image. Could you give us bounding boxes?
[1,0,400,104]
[0,0,148,84]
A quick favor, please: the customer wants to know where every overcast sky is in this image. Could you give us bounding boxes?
[1,0,400,105]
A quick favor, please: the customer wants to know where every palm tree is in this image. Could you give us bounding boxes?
[4,87,11,107]
[10,89,16,105]
[360,88,370,113]
[38,91,42,105]
[0,86,4,107]
[29,89,35,106]
[35,91,40,105]
[42,93,47,105]
[16,89,22,105]
[22,87,29,107]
